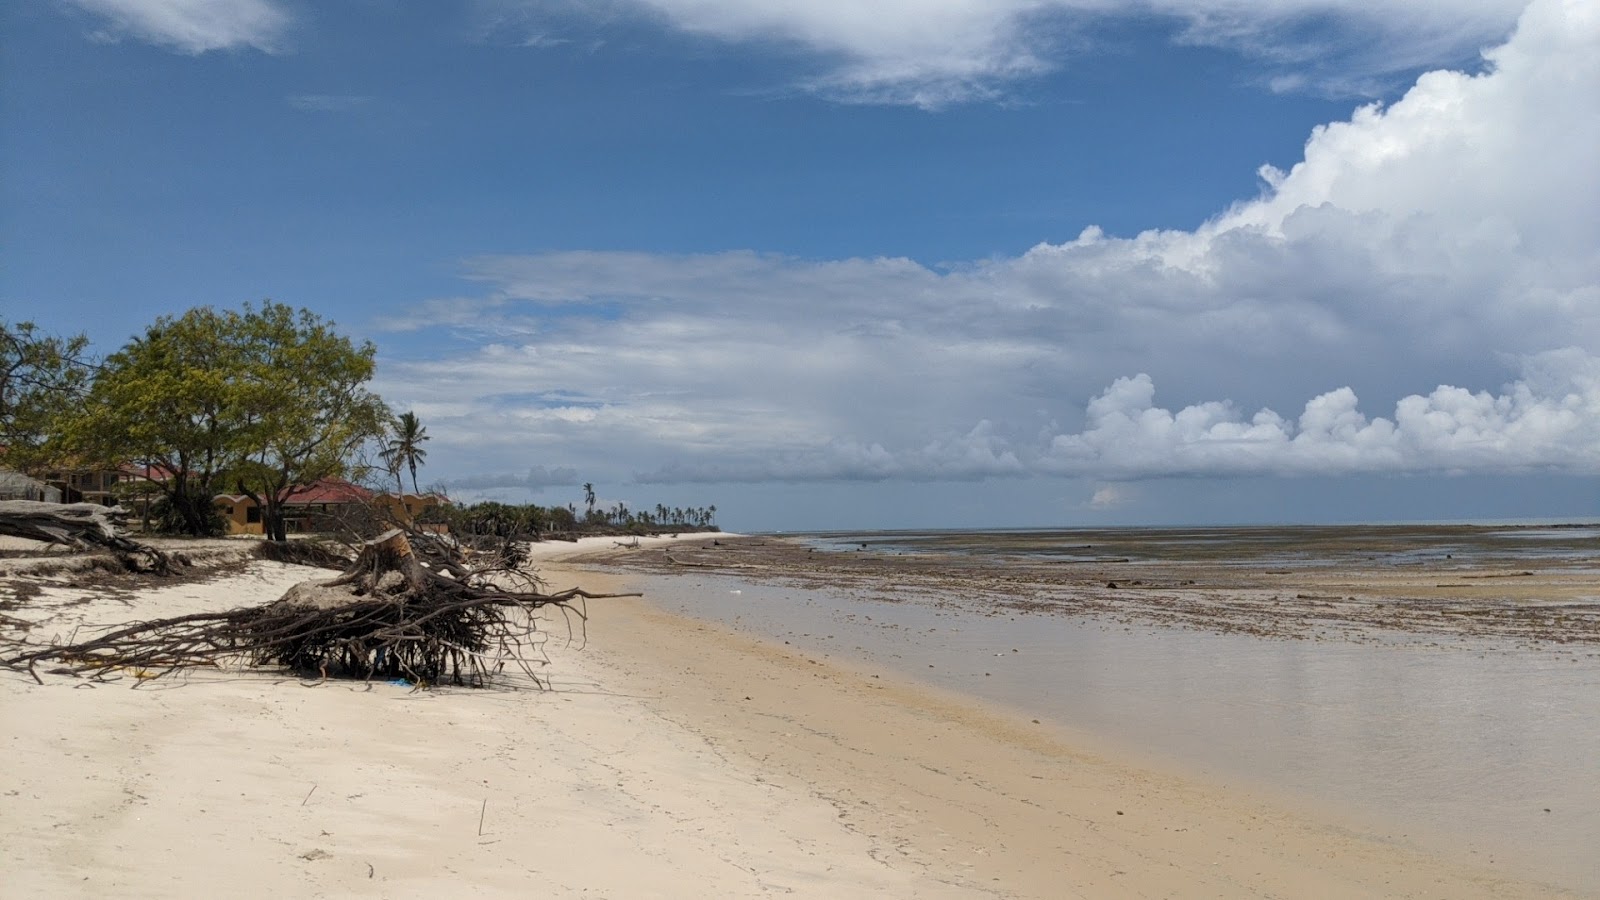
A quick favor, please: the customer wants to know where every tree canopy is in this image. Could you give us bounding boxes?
[381,411,429,494]
[65,302,389,539]
[0,320,92,465]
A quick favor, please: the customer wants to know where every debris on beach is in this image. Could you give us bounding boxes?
[0,500,177,574]
[1,527,636,688]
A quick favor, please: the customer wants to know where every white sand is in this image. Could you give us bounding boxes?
[0,536,1579,897]
[1,542,964,898]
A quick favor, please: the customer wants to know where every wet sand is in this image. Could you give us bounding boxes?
[612,526,1600,645]
[573,527,1600,894]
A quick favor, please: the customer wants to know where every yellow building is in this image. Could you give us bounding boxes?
[215,479,443,536]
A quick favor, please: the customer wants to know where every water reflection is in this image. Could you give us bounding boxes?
[624,570,1600,893]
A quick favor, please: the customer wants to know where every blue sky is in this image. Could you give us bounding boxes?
[3,0,1596,530]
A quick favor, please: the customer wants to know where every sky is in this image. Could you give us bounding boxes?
[2,0,1597,531]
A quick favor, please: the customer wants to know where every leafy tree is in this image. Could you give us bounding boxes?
[0,320,92,466]
[227,304,390,541]
[68,302,388,539]
[67,307,247,534]
[381,411,429,494]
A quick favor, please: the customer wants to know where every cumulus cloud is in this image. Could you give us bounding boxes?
[66,0,291,53]
[618,351,1600,483]
[513,0,1529,104]
[1087,485,1132,510]
[380,0,1599,490]
[1043,349,1600,478]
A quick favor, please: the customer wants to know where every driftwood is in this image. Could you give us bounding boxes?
[663,552,757,570]
[1,528,636,688]
[0,500,175,573]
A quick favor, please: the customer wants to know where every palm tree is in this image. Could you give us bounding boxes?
[383,411,430,494]
[583,482,596,512]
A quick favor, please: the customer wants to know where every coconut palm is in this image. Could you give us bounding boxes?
[382,411,430,494]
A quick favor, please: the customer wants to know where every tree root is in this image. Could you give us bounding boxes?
[2,528,636,688]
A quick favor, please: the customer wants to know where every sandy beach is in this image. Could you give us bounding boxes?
[0,533,1585,898]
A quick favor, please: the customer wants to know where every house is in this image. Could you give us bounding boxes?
[37,466,124,505]
[215,478,443,536]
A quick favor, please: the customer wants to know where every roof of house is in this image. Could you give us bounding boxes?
[288,479,376,505]
[119,462,176,481]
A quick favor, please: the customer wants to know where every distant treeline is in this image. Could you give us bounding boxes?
[418,500,718,539]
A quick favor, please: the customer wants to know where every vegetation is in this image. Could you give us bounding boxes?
[59,302,388,539]
[381,411,429,493]
[0,320,93,464]
[6,305,725,543]
[420,496,717,540]
[225,305,389,541]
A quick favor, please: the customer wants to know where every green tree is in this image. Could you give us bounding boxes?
[0,320,93,466]
[380,411,429,494]
[67,307,245,534]
[68,302,388,539]
[227,304,390,541]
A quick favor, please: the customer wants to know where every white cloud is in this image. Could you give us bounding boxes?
[614,350,1600,483]
[67,0,290,53]
[1043,349,1600,478]
[518,0,1530,104]
[287,94,372,112]
[1088,485,1131,510]
[380,0,1599,488]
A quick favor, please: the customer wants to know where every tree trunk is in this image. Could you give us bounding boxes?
[176,488,210,537]
[0,500,175,573]
[263,496,288,542]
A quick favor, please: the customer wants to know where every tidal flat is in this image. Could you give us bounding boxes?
[576,524,1600,893]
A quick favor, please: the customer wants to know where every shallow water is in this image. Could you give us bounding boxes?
[618,566,1600,893]
[807,522,1600,567]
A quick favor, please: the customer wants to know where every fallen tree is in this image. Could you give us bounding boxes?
[1,528,636,688]
[0,500,175,573]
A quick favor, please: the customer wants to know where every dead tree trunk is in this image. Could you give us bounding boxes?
[0,500,175,573]
[2,525,637,687]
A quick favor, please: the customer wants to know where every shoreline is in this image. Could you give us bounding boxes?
[0,533,1584,897]
[544,541,1583,898]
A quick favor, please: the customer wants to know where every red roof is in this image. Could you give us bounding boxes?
[120,461,176,481]
[284,478,375,505]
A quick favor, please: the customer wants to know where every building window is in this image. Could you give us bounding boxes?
[246,507,261,524]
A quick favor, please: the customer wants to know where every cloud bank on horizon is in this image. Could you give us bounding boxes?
[378,0,1599,494]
